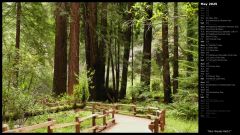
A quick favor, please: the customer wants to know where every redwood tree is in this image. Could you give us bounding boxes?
[120,3,133,99]
[96,3,108,101]
[162,2,172,103]
[14,2,21,88]
[53,3,68,96]
[173,2,179,94]
[68,3,80,95]
[84,3,98,100]
[140,2,153,92]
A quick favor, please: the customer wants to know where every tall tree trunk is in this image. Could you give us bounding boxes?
[53,3,68,96]
[120,3,133,99]
[116,23,121,100]
[162,3,172,103]
[106,50,110,89]
[131,24,134,86]
[96,3,108,101]
[109,21,116,99]
[84,3,98,100]
[68,3,80,95]
[173,2,179,94]
[140,2,153,92]
[186,3,196,77]
[115,25,119,100]
[14,2,21,88]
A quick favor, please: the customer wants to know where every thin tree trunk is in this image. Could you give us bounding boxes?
[140,2,153,92]
[120,3,133,99]
[106,50,110,89]
[68,3,80,95]
[28,73,34,91]
[131,24,134,86]
[109,21,116,99]
[115,25,119,100]
[14,2,21,88]
[162,2,172,103]
[173,2,179,94]
[53,3,68,96]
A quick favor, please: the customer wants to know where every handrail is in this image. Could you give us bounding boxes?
[90,102,166,133]
[79,114,98,122]
[2,108,116,133]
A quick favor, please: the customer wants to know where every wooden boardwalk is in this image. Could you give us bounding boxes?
[102,114,152,133]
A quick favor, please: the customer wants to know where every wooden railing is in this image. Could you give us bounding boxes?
[88,102,166,133]
[2,108,115,133]
[3,102,165,133]
[148,110,166,133]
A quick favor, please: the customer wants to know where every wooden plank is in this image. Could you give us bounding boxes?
[4,120,55,133]
[79,114,98,122]
[82,125,99,132]
[50,122,78,129]
[96,114,105,118]
[116,104,136,107]
[147,107,159,110]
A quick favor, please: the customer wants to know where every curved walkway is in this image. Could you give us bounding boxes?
[102,114,152,133]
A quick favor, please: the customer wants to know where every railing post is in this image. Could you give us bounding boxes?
[75,117,80,133]
[47,118,53,133]
[161,110,166,132]
[2,124,9,132]
[112,109,115,123]
[115,104,119,113]
[133,106,137,116]
[154,118,159,133]
[92,115,96,133]
[92,104,95,114]
[103,110,106,126]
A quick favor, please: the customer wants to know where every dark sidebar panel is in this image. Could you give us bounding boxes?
[199,1,239,134]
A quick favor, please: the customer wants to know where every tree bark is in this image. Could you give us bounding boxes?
[115,25,119,100]
[120,3,133,99]
[173,2,179,94]
[162,3,172,103]
[140,2,153,92]
[53,3,68,96]
[131,23,134,87]
[68,3,80,95]
[106,49,110,89]
[84,3,98,100]
[109,21,116,98]
[96,3,108,101]
[14,2,21,88]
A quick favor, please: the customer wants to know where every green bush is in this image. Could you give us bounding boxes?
[151,80,160,91]
[169,90,198,120]
[73,70,90,104]
[129,82,151,101]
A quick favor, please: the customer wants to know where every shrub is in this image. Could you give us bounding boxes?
[129,82,151,101]
[151,80,160,91]
[73,69,90,104]
[169,90,198,120]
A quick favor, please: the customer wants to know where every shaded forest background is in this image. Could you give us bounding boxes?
[2,2,198,127]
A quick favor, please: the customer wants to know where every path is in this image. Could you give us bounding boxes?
[102,114,152,133]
